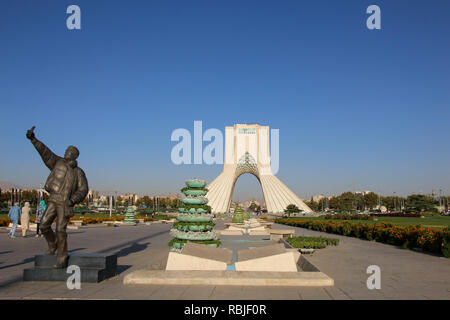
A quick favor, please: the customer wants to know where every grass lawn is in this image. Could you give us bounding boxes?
[375,216,450,229]
[280,215,450,229]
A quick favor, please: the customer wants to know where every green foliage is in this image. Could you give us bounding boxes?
[181,187,209,192]
[285,204,301,214]
[441,230,450,258]
[276,218,450,258]
[304,200,319,211]
[173,221,215,227]
[168,238,221,248]
[248,202,260,212]
[173,221,215,231]
[324,214,372,220]
[136,208,156,214]
[73,206,92,214]
[179,204,212,212]
[135,196,154,208]
[406,194,438,213]
[305,191,410,212]
[232,206,245,223]
[287,236,339,249]
[363,192,379,209]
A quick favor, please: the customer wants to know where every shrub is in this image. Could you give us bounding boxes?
[68,216,153,224]
[369,212,422,217]
[324,214,372,220]
[0,218,10,227]
[168,238,221,248]
[287,236,339,249]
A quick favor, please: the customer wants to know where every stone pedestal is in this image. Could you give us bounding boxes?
[23,253,117,283]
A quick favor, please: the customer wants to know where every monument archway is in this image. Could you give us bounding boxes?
[206,124,312,214]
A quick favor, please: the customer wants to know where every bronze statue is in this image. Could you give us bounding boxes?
[26,126,88,268]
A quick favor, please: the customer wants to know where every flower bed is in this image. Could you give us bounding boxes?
[275,218,450,258]
[287,236,339,249]
[69,216,153,225]
[0,218,10,227]
[370,213,422,217]
[1,216,154,227]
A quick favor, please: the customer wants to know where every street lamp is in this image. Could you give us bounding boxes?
[393,192,397,212]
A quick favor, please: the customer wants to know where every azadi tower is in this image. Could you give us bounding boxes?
[206,124,312,214]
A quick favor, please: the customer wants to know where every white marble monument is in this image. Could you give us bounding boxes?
[206,124,312,214]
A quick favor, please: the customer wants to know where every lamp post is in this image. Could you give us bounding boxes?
[109,195,112,218]
[393,192,397,212]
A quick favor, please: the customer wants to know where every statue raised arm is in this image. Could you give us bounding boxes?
[26,126,89,268]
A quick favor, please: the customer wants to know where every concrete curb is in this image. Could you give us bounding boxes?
[123,270,334,287]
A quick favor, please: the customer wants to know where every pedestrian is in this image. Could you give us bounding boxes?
[21,202,31,237]
[8,202,22,239]
[35,200,46,238]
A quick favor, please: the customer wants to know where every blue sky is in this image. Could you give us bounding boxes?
[0,0,449,201]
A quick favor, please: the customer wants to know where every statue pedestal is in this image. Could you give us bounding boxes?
[23,253,117,283]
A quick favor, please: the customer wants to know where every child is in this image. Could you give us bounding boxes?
[35,200,46,238]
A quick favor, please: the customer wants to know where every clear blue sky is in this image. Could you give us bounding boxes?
[1,0,449,201]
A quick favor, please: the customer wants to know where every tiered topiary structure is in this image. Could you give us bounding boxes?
[169,179,220,249]
[123,206,136,225]
[232,205,245,224]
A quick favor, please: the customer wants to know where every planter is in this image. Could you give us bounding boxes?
[183,189,207,197]
[185,179,206,188]
[182,196,208,205]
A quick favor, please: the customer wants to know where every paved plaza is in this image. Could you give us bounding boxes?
[0,220,449,300]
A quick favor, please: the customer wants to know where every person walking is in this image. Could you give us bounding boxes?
[8,203,22,239]
[35,200,46,238]
[21,202,31,237]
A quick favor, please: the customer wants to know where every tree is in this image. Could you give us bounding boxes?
[284,204,301,217]
[141,196,154,208]
[327,196,341,211]
[115,198,123,208]
[339,192,356,212]
[135,198,143,207]
[406,194,437,213]
[304,200,319,211]
[248,202,258,212]
[381,196,395,211]
[363,192,378,210]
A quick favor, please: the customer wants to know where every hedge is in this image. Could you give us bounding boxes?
[275,218,450,258]
[287,236,339,249]
[369,213,422,217]
[324,214,372,220]
[69,216,154,224]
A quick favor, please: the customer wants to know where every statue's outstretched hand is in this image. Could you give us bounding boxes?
[26,126,36,140]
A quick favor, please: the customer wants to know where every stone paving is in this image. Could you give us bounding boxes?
[0,220,449,300]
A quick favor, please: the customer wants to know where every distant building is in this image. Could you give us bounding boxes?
[312,195,325,202]
[355,191,372,196]
[87,190,99,205]
[119,193,140,205]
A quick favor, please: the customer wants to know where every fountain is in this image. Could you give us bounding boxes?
[124,182,334,285]
[169,179,220,249]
